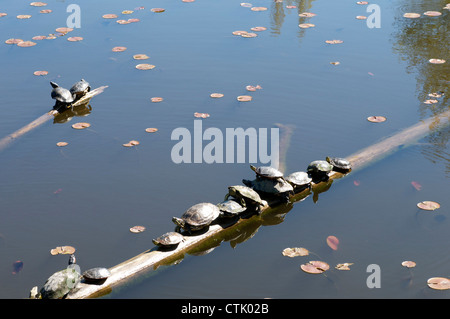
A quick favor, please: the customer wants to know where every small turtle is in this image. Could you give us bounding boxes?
[82,267,111,284]
[50,81,74,111]
[307,160,333,177]
[39,254,80,299]
[243,177,293,202]
[250,165,285,180]
[69,79,90,101]
[217,199,246,218]
[285,171,313,190]
[326,156,352,172]
[225,185,266,211]
[172,202,221,233]
[152,231,184,248]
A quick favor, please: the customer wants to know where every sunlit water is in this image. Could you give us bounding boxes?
[0,0,448,299]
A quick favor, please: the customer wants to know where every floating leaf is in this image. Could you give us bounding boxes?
[241,32,257,38]
[246,85,262,91]
[403,12,421,18]
[133,54,149,60]
[128,18,140,23]
[30,2,47,6]
[17,41,36,47]
[32,35,47,40]
[356,15,367,19]
[33,70,48,76]
[237,95,252,102]
[429,92,443,98]
[122,140,140,147]
[367,115,386,123]
[325,39,344,44]
[55,27,73,33]
[0,13,7,18]
[251,7,267,11]
[40,9,52,13]
[151,8,165,13]
[356,1,369,4]
[194,112,210,118]
[423,11,442,17]
[417,201,440,211]
[182,0,195,2]
[424,99,438,104]
[145,128,158,133]
[130,225,146,233]
[250,26,267,31]
[151,97,163,102]
[103,14,118,19]
[232,30,248,36]
[50,245,76,255]
[335,263,353,270]
[240,3,252,7]
[286,5,297,9]
[12,261,24,275]
[301,261,329,274]
[56,141,68,147]
[67,36,83,42]
[17,15,32,19]
[136,63,155,70]
[427,277,450,290]
[5,38,24,44]
[282,247,309,257]
[429,59,446,64]
[330,61,340,65]
[299,12,316,17]
[116,19,130,24]
[401,261,416,268]
[299,23,315,28]
[71,122,90,129]
[112,46,127,52]
[122,10,134,14]
[326,235,339,250]
[353,180,360,186]
[411,181,422,191]
[210,93,224,98]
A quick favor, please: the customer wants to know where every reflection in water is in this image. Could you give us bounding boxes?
[391,0,450,175]
[270,0,316,37]
[53,103,93,124]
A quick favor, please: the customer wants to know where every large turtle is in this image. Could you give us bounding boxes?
[243,177,293,202]
[82,267,111,284]
[39,255,80,299]
[172,202,220,233]
[307,160,333,181]
[69,79,90,101]
[285,171,312,191]
[217,199,247,218]
[50,81,74,111]
[152,231,184,248]
[326,156,352,172]
[250,165,285,181]
[225,185,266,212]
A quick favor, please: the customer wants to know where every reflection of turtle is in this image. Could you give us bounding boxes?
[285,171,312,191]
[69,79,90,101]
[326,156,352,172]
[217,199,246,218]
[225,185,266,212]
[50,81,74,111]
[82,267,111,284]
[243,177,293,202]
[39,255,80,299]
[152,232,184,248]
[172,203,220,233]
[250,165,285,180]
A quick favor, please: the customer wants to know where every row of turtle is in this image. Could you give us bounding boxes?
[152,157,352,248]
[50,79,91,111]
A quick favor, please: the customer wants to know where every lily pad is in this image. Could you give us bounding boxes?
[423,11,442,16]
[237,95,252,102]
[56,142,68,147]
[367,115,386,123]
[145,128,158,133]
[282,247,309,257]
[33,70,48,76]
[335,263,353,270]
[210,93,224,98]
[130,225,146,233]
[123,140,140,147]
[136,63,155,70]
[112,46,127,52]
[429,59,446,64]
[103,14,118,19]
[401,261,416,268]
[427,277,450,290]
[300,261,330,274]
[326,235,339,250]
[133,54,149,60]
[50,245,76,255]
[67,36,83,42]
[151,97,163,102]
[17,41,37,47]
[417,201,440,211]
[194,112,210,118]
[71,122,91,129]
[403,12,421,18]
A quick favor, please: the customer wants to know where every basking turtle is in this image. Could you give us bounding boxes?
[39,255,80,299]
[250,165,285,181]
[172,202,221,233]
[326,156,352,172]
[217,199,246,218]
[285,171,312,190]
[225,185,266,211]
[243,177,293,202]
[152,231,184,248]
[307,160,333,179]
[50,81,74,111]
[82,267,111,284]
[69,79,90,101]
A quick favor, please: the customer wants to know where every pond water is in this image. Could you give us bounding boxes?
[0,0,448,299]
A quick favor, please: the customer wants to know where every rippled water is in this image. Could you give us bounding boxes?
[0,0,448,299]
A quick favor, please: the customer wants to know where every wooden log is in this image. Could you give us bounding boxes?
[0,86,108,152]
[66,109,450,299]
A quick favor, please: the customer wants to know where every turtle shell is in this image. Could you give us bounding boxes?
[50,82,74,103]
[217,199,246,217]
[70,79,90,96]
[326,156,352,170]
[250,165,284,179]
[285,171,312,187]
[172,202,220,232]
[82,267,111,282]
[226,185,265,207]
[152,231,184,247]
[307,160,333,174]
[245,177,293,194]
[40,267,81,299]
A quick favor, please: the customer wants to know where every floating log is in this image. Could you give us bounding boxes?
[63,110,450,299]
[0,86,108,152]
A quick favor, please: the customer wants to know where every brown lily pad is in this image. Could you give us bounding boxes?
[133,54,150,60]
[136,63,155,70]
[417,201,440,211]
[301,261,330,274]
[103,14,118,19]
[194,112,210,118]
[112,46,127,52]
[50,245,76,255]
[33,70,48,76]
[237,95,252,102]
[427,277,450,290]
[56,141,68,147]
[367,115,386,123]
[401,261,416,268]
[210,93,224,98]
[17,41,37,47]
[129,225,146,233]
[145,128,158,133]
[72,122,91,129]
[281,247,309,257]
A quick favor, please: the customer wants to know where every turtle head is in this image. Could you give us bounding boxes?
[50,81,59,88]
[250,165,257,173]
[172,217,185,229]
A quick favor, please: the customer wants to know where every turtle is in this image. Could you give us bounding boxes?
[69,79,90,101]
[250,165,285,181]
[82,267,111,284]
[285,171,313,190]
[225,185,266,212]
[307,160,333,175]
[50,81,74,111]
[217,199,247,218]
[39,254,80,299]
[172,202,221,233]
[243,177,294,202]
[326,156,352,172]
[152,231,184,248]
